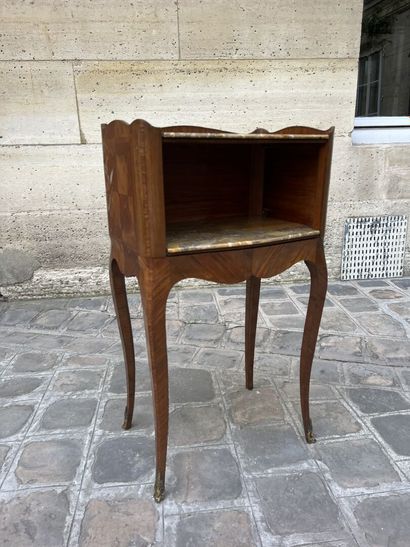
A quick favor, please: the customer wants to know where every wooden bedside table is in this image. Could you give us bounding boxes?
[102,119,334,502]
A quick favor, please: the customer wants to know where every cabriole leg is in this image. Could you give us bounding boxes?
[109,258,135,430]
[245,276,261,390]
[300,242,328,443]
[139,266,172,503]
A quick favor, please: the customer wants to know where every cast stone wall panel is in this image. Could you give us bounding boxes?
[0,61,79,144]
[0,0,178,61]
[385,146,410,200]
[0,209,109,268]
[178,0,363,60]
[330,140,410,203]
[74,59,358,143]
[0,145,104,214]
[330,138,387,203]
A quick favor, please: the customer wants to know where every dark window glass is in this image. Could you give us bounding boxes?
[356,0,410,116]
[369,81,380,114]
[356,51,381,115]
[358,56,368,85]
[369,51,380,81]
[357,84,367,114]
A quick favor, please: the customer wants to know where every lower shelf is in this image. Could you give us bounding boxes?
[166,216,320,254]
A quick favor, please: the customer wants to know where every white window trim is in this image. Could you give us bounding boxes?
[352,116,410,144]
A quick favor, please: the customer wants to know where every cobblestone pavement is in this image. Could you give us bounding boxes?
[0,277,409,546]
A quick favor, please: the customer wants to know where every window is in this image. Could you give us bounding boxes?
[353,0,410,143]
[356,50,382,116]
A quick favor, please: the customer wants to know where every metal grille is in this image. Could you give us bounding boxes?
[341,215,407,280]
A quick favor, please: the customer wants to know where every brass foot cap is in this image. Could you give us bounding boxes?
[306,420,316,444]
[153,476,165,503]
[153,488,165,503]
[306,430,316,444]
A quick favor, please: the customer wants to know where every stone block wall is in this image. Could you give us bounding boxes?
[0,1,409,297]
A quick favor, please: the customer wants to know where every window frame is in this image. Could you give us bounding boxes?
[353,0,410,144]
[352,116,410,144]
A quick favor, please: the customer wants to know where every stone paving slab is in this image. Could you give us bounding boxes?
[315,438,401,491]
[250,471,350,544]
[233,423,310,474]
[165,507,257,547]
[345,492,410,547]
[0,277,409,545]
[91,436,155,486]
[342,362,401,388]
[169,403,227,447]
[292,400,363,438]
[168,446,244,505]
[345,387,410,415]
[15,438,84,486]
[67,484,162,547]
[78,491,160,547]
[9,350,61,373]
[0,404,35,440]
[225,386,285,426]
[371,414,410,458]
[37,398,98,433]
[0,487,73,547]
[98,395,153,434]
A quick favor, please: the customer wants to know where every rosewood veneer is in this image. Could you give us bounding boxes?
[102,119,334,502]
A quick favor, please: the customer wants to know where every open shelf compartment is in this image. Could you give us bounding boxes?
[162,135,329,255]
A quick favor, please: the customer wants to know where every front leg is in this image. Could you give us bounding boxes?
[139,263,173,502]
[300,241,327,443]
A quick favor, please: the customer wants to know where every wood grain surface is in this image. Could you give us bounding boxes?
[102,119,334,502]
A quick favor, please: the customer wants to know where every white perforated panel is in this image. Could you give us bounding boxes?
[341,215,407,280]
